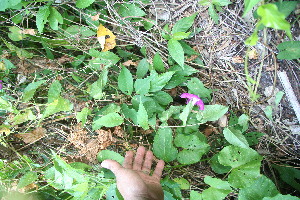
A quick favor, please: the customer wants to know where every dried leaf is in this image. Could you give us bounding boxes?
[20,29,36,35]
[218,115,228,127]
[122,60,138,67]
[248,49,258,59]
[91,13,100,21]
[232,56,244,63]
[97,24,116,52]
[16,127,46,144]
[113,126,124,138]
[0,127,11,136]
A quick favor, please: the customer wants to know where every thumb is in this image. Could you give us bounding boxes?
[101,159,123,175]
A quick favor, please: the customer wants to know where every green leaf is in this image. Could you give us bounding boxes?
[88,50,120,67]
[245,32,259,46]
[0,97,13,112]
[210,154,231,174]
[48,7,63,30]
[190,190,202,200]
[93,113,124,129]
[12,110,36,125]
[204,176,232,190]
[153,128,178,162]
[264,105,273,121]
[223,128,249,148]
[137,101,149,130]
[179,101,194,126]
[76,0,95,8]
[243,0,262,16]
[187,78,212,101]
[272,165,300,191]
[263,194,300,200]
[201,187,231,200]
[42,97,73,119]
[87,71,108,99]
[239,176,279,200]
[100,104,121,115]
[48,80,62,103]
[173,178,190,190]
[118,66,133,95]
[177,149,206,165]
[137,58,149,78]
[153,52,165,72]
[172,13,197,34]
[121,104,138,125]
[168,39,184,67]
[36,6,50,33]
[159,105,182,123]
[212,0,231,6]
[275,91,284,106]
[8,26,24,41]
[238,114,249,132]
[149,71,175,92]
[245,132,265,146]
[196,105,228,123]
[97,150,124,164]
[76,107,91,126]
[17,171,38,189]
[274,1,298,18]
[22,80,46,102]
[153,91,173,106]
[0,0,21,11]
[134,78,150,95]
[277,41,300,60]
[208,5,219,24]
[257,4,291,38]
[172,32,191,40]
[117,3,146,18]
[106,183,124,200]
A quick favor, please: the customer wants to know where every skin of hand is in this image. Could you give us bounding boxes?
[101,146,165,200]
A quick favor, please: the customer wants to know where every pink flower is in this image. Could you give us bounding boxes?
[180,93,204,110]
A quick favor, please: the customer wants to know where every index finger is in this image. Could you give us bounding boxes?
[152,160,165,180]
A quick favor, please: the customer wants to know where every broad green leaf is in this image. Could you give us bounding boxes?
[66,26,95,39]
[106,183,123,200]
[137,58,149,78]
[263,194,300,200]
[245,132,265,146]
[100,104,121,115]
[117,3,146,18]
[257,4,291,38]
[168,39,184,67]
[22,80,46,102]
[17,171,38,189]
[174,134,209,150]
[223,128,249,148]
[277,41,300,60]
[76,0,95,8]
[153,52,165,72]
[173,178,190,190]
[12,110,36,125]
[97,150,124,164]
[159,105,182,123]
[172,32,191,40]
[208,5,219,24]
[121,104,138,125]
[8,26,23,41]
[196,105,228,123]
[48,7,63,30]
[88,50,120,67]
[42,97,73,119]
[48,80,62,103]
[172,13,197,34]
[239,176,279,200]
[118,66,133,95]
[0,0,21,11]
[177,149,207,165]
[187,78,212,101]
[180,41,199,56]
[36,6,50,33]
[238,114,249,132]
[134,78,150,95]
[149,71,175,92]
[76,107,91,126]
[153,91,173,106]
[179,101,194,126]
[245,32,259,46]
[273,1,298,18]
[93,113,124,129]
[87,71,108,99]
[272,165,300,191]
[210,153,231,174]
[190,190,202,200]
[137,101,149,130]
[153,128,178,162]
[243,0,262,16]
[204,176,232,190]
[201,187,231,200]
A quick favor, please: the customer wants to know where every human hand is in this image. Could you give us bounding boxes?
[101,146,165,200]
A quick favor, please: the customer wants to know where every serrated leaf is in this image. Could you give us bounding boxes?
[263,194,300,200]
[159,105,182,123]
[36,6,50,33]
[0,0,21,11]
[8,26,23,41]
[97,150,124,164]
[137,101,149,130]
[153,91,173,106]
[22,80,46,102]
[93,113,123,129]
[179,101,194,126]
[76,107,91,126]
[196,105,228,123]
[48,7,63,30]
[168,39,184,67]
[137,58,149,78]
[187,78,212,101]
[243,0,262,16]
[239,176,279,200]
[172,13,197,34]
[277,41,300,60]
[76,0,95,8]
[117,3,146,18]
[121,104,138,125]
[149,71,175,92]
[223,128,249,148]
[48,80,62,103]
[42,97,73,119]
[153,52,165,72]
[12,110,36,125]
[87,71,108,99]
[153,128,178,162]
[210,153,231,174]
[134,78,150,95]
[172,32,191,40]
[17,171,38,189]
[118,66,133,95]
